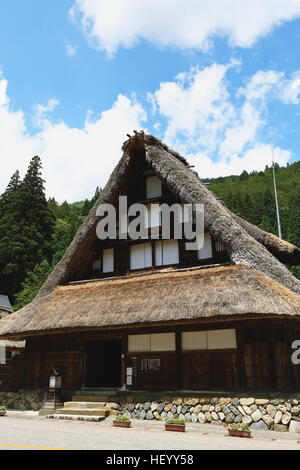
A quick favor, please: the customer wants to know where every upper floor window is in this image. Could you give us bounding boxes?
[197,232,213,260]
[103,248,114,273]
[130,242,152,270]
[155,239,179,266]
[146,176,162,199]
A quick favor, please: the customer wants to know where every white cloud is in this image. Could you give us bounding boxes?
[241,69,300,104]
[280,70,300,104]
[219,102,263,157]
[188,144,291,179]
[70,0,300,56]
[65,43,78,57]
[150,62,295,178]
[0,62,298,201]
[150,63,235,153]
[33,98,60,127]
[0,75,147,202]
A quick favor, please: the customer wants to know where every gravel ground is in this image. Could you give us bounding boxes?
[0,411,299,451]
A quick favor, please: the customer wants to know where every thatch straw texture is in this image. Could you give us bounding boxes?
[0,265,299,339]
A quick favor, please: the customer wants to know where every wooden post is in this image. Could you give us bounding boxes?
[286,320,297,392]
[121,331,128,388]
[78,333,85,390]
[176,331,182,390]
[236,327,245,390]
[268,324,277,390]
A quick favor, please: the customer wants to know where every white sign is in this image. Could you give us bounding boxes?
[126,376,132,386]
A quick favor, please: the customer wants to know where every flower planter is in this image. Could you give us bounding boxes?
[228,429,251,438]
[113,420,131,428]
[165,423,185,432]
[0,411,6,417]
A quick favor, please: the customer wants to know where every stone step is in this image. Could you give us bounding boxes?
[64,401,106,409]
[74,390,117,397]
[55,407,109,417]
[46,414,105,422]
[73,396,111,403]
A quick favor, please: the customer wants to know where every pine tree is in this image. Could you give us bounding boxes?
[13,260,51,311]
[0,156,55,299]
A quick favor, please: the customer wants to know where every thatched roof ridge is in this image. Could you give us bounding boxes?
[229,213,300,265]
[0,265,299,339]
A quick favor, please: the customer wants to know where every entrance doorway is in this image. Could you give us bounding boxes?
[85,339,122,388]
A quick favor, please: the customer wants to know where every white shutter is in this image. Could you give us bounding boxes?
[207,329,237,350]
[150,333,176,352]
[162,239,179,265]
[181,329,237,350]
[155,240,179,266]
[181,331,208,350]
[148,204,161,228]
[128,334,151,352]
[130,243,152,270]
[146,176,162,199]
[198,232,213,260]
[103,248,114,273]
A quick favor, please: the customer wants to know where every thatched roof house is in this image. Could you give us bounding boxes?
[0,132,299,393]
[0,295,12,319]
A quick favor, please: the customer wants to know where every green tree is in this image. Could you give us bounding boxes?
[13,260,52,311]
[0,156,55,299]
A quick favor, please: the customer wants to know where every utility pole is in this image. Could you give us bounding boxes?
[272,147,282,239]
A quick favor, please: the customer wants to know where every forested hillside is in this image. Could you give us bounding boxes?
[205,161,300,280]
[0,157,299,311]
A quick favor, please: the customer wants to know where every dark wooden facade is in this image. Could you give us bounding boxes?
[13,318,300,394]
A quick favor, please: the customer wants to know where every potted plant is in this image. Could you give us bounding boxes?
[226,423,251,438]
[165,418,185,432]
[113,415,132,428]
[0,406,7,417]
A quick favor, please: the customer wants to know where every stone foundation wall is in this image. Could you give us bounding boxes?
[0,391,46,411]
[109,396,300,433]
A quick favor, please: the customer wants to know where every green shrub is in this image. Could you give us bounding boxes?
[166,418,185,425]
[226,423,250,431]
[0,406,6,412]
[115,415,130,422]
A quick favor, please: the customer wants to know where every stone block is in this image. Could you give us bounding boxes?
[274,410,283,424]
[251,409,262,422]
[289,420,300,433]
[240,398,255,406]
[255,399,269,406]
[250,420,268,431]
[274,424,288,432]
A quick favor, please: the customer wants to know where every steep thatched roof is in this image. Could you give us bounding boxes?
[0,296,12,318]
[0,265,299,339]
[0,132,299,339]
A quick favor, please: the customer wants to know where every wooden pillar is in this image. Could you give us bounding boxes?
[78,333,85,390]
[267,324,277,390]
[121,331,128,387]
[286,320,297,392]
[81,335,87,389]
[236,327,245,390]
[175,330,182,390]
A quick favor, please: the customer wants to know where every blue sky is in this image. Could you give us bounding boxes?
[1,0,300,201]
